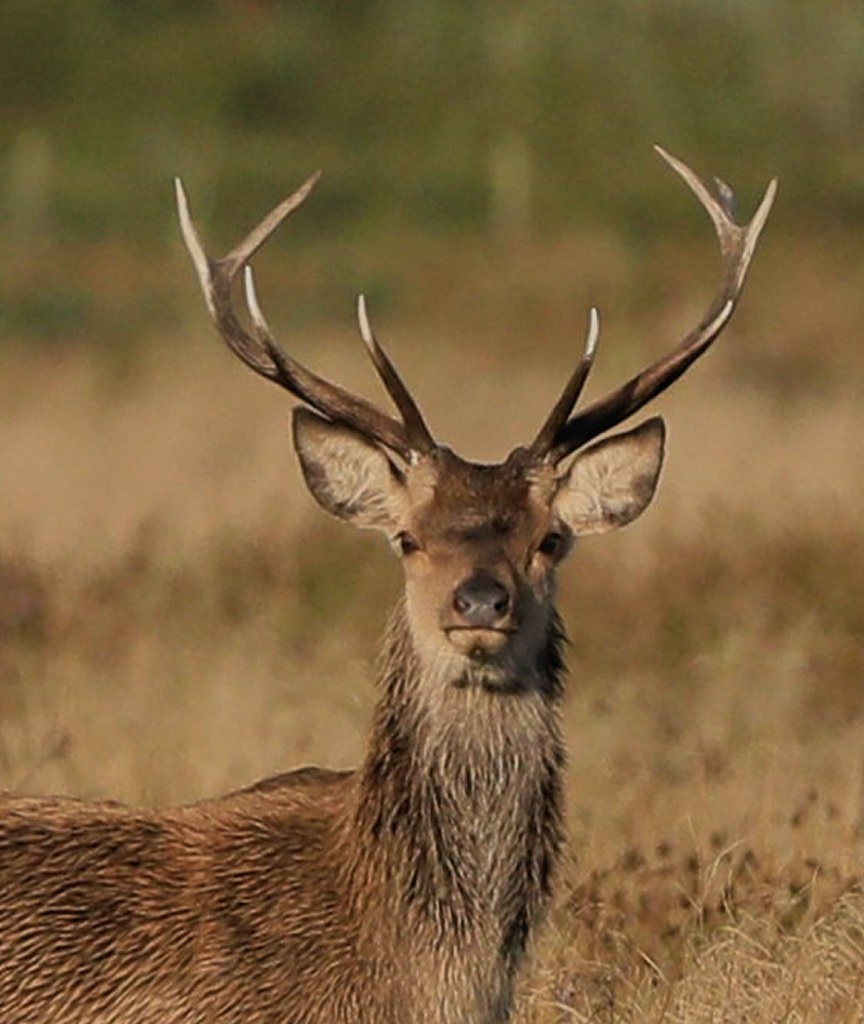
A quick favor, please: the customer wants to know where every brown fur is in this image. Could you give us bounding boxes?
[0,420,663,1023]
[0,612,564,1024]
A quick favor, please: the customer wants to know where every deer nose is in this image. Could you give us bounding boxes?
[452,572,512,629]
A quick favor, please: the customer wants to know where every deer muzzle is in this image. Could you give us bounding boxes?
[444,570,516,657]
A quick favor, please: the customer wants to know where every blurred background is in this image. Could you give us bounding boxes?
[0,2,863,1016]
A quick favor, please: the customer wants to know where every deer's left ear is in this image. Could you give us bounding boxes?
[552,417,665,535]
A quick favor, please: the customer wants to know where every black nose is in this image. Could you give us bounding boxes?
[452,572,511,628]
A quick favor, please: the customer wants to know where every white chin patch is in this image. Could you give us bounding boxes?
[410,626,526,694]
[446,628,511,659]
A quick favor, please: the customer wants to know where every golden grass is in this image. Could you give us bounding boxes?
[1,232,862,1019]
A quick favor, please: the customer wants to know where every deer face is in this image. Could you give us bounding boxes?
[293,409,664,689]
[177,148,773,690]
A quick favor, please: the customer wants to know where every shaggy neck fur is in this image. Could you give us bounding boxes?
[352,601,567,1008]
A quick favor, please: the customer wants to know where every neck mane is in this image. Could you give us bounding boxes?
[354,601,567,968]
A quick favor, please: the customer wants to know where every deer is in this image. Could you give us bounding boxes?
[0,148,775,1024]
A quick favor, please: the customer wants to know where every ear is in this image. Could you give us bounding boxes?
[552,417,665,535]
[292,408,406,530]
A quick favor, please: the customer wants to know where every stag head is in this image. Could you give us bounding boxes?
[176,149,775,690]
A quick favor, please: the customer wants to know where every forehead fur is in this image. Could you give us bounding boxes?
[405,447,556,538]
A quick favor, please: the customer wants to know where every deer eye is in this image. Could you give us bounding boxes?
[537,531,566,559]
[396,531,421,556]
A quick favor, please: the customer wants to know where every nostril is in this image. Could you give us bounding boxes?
[452,573,512,628]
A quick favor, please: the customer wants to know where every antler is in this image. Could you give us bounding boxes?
[175,176,436,461]
[531,147,777,464]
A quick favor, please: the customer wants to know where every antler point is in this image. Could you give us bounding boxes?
[243,264,258,309]
[653,144,681,171]
[356,294,374,349]
[586,307,600,359]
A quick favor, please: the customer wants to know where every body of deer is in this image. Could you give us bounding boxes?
[0,149,775,1023]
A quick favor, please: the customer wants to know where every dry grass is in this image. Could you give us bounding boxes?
[1,231,863,1020]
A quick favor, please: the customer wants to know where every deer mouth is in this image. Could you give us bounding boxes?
[445,626,514,659]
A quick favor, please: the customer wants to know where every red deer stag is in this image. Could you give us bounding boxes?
[0,149,775,1023]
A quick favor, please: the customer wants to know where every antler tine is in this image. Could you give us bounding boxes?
[176,176,419,460]
[545,149,777,464]
[529,307,600,458]
[221,173,321,279]
[356,295,436,456]
[242,269,420,456]
[175,175,318,370]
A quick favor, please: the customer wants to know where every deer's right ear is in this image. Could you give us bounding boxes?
[292,408,406,530]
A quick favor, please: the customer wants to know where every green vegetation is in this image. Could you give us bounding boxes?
[4,0,864,350]
[3,0,864,249]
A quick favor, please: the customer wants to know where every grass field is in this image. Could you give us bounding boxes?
[1,200,863,1019]
[3,2,864,1017]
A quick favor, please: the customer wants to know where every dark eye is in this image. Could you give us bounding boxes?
[396,532,421,556]
[538,531,565,558]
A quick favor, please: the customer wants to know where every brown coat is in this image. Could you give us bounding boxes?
[0,607,564,1024]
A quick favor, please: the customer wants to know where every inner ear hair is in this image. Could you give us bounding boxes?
[292,408,405,530]
[553,417,665,536]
